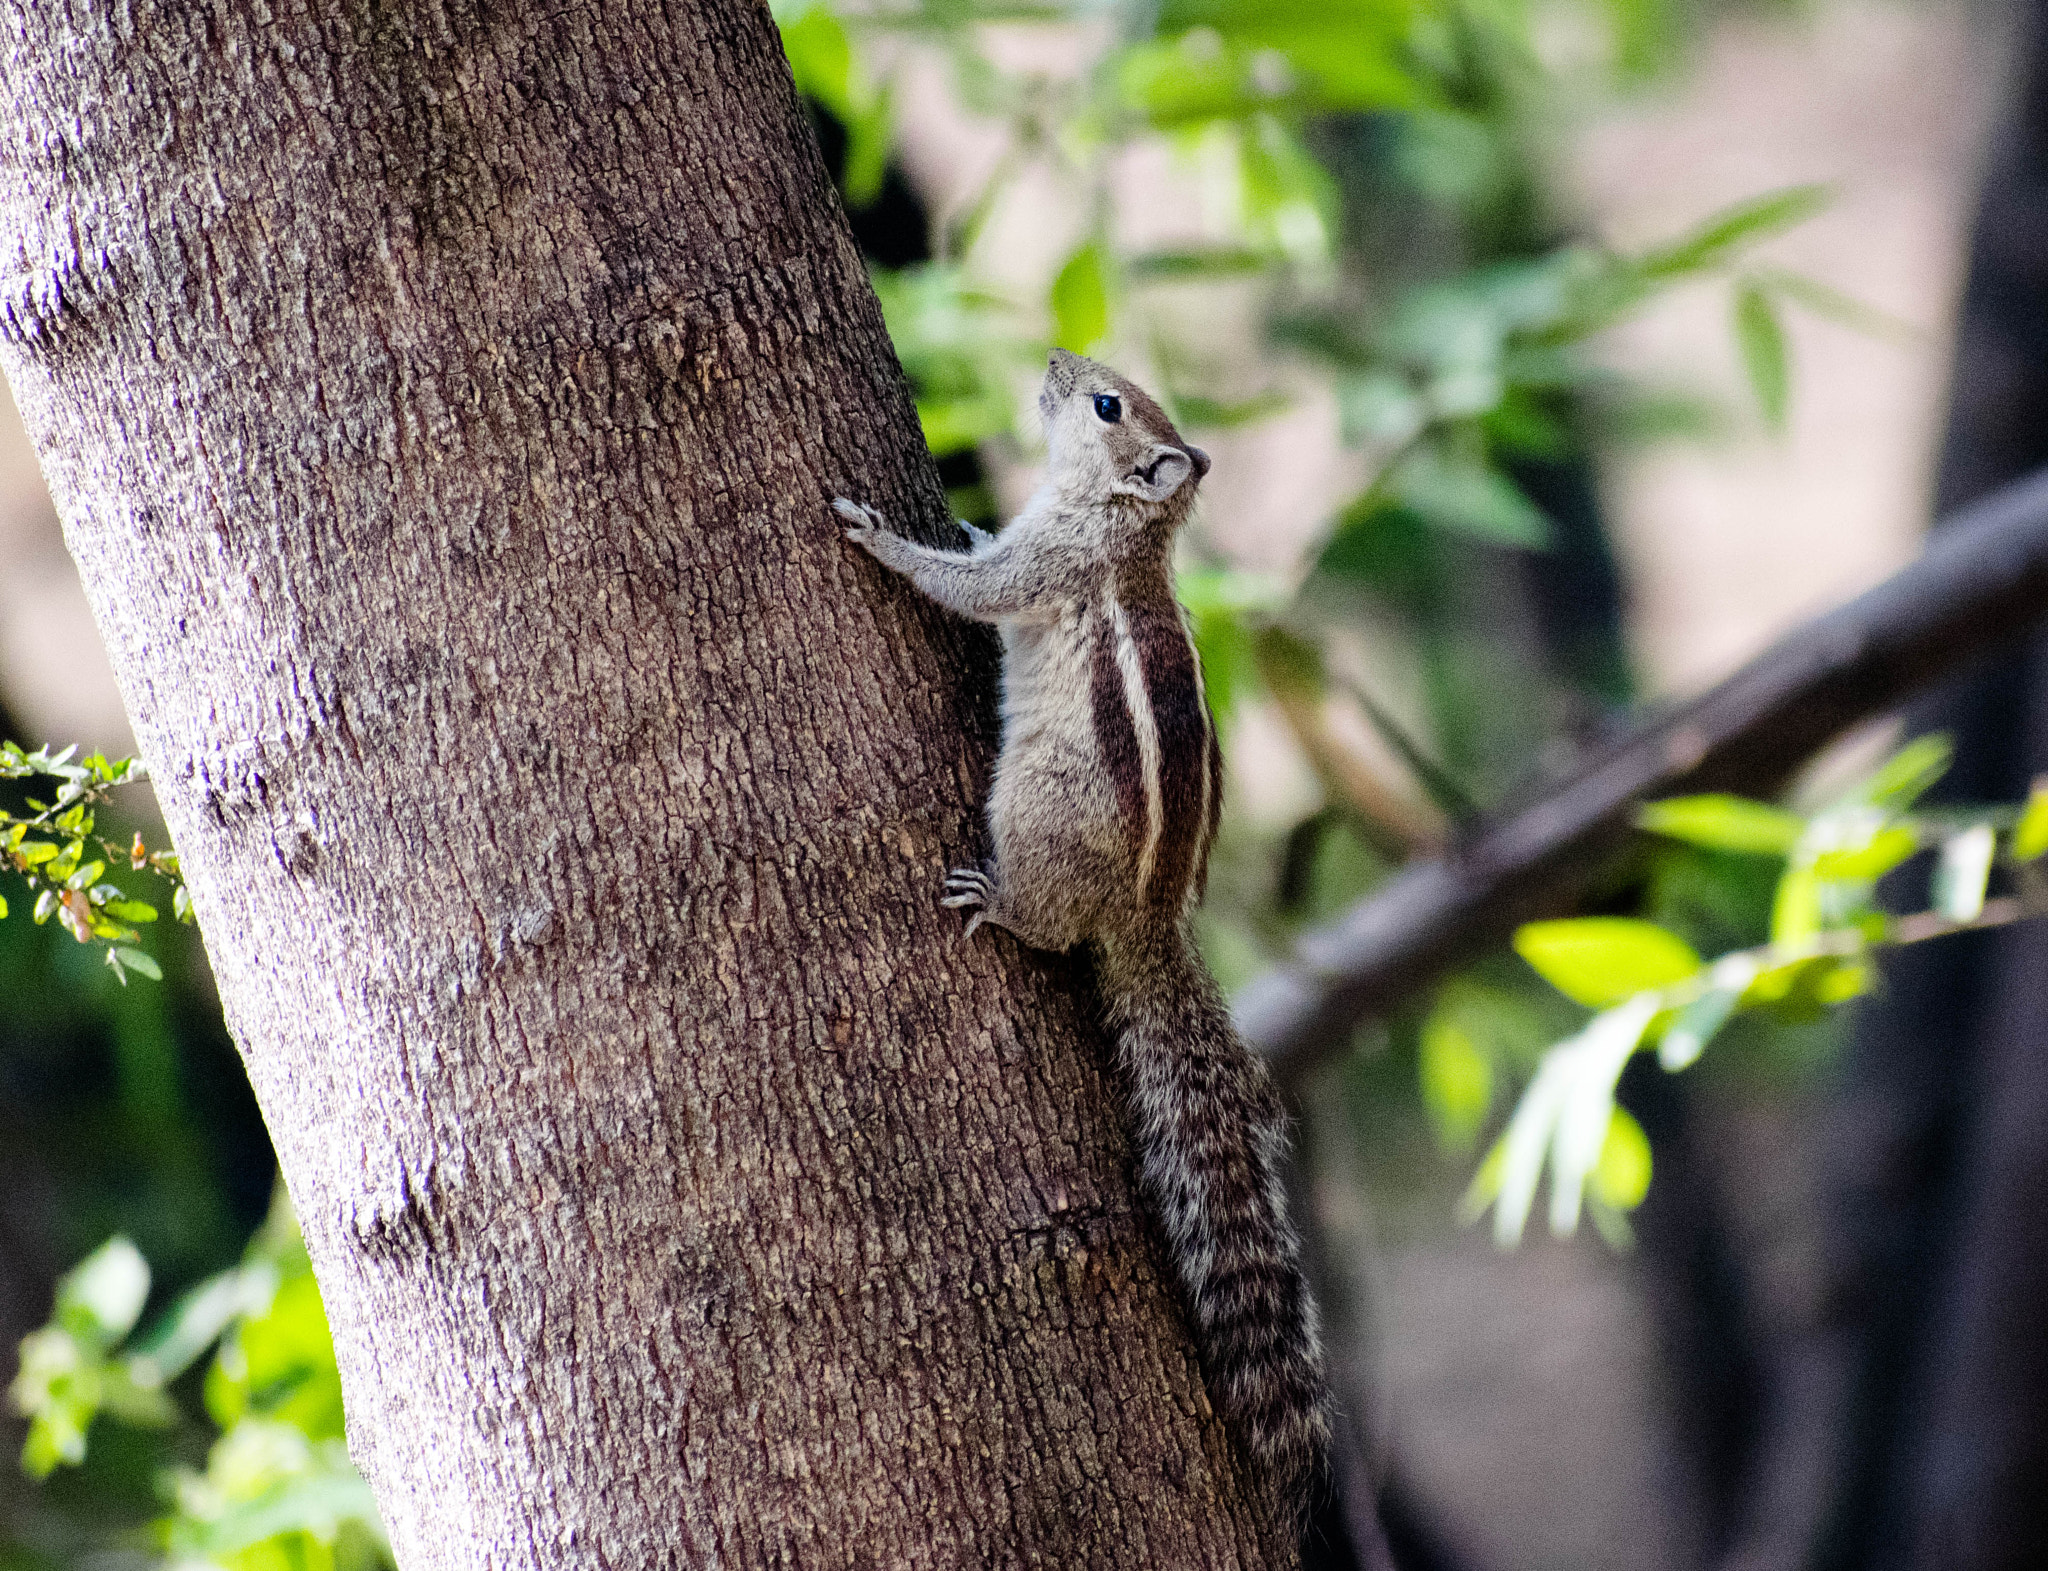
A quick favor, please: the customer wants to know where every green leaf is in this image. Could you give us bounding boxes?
[1817,957,1874,1004]
[1770,863,1822,946]
[1548,995,1661,1237]
[1745,952,1872,1018]
[1388,448,1552,549]
[65,858,106,892]
[1126,247,1270,280]
[1114,30,1416,129]
[1474,1052,1569,1246]
[914,396,1010,457]
[1234,116,1338,266]
[174,885,196,924]
[101,898,158,923]
[776,3,853,113]
[32,888,56,924]
[1854,734,1951,809]
[176,1457,385,1557]
[11,1325,93,1475]
[1470,993,1662,1244]
[0,891,7,919]
[1513,918,1702,1007]
[1638,185,1830,279]
[1734,281,1790,431]
[1934,824,1996,923]
[1811,823,1919,883]
[1115,37,1253,127]
[1419,1003,1492,1153]
[840,86,894,208]
[1637,794,1803,856]
[47,838,83,880]
[2013,780,2048,861]
[1657,964,1751,1071]
[21,1411,81,1478]
[18,838,58,864]
[1461,1137,1507,1222]
[1602,0,1681,80]
[1176,565,1292,620]
[1336,372,1425,445]
[57,1237,150,1345]
[94,1361,177,1427]
[215,1270,348,1443]
[111,947,162,981]
[1590,1107,1653,1210]
[1179,568,1287,731]
[1051,242,1110,356]
[1601,387,1727,445]
[129,1264,279,1391]
[1171,390,1292,429]
[1759,266,1918,343]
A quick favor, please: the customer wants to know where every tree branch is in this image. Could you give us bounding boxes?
[1239,466,2048,1085]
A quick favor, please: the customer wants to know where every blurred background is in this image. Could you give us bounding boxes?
[6,0,2046,1566]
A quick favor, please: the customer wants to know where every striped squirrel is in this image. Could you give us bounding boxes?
[837,349,1329,1523]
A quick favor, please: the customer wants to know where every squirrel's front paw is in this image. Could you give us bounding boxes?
[942,867,994,939]
[833,497,886,549]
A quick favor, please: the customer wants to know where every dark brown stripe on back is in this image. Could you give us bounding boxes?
[1127,603,1209,912]
[1090,609,1147,851]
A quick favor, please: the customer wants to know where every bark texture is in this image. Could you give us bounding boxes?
[0,1,1286,1564]
[1791,5,2048,1564]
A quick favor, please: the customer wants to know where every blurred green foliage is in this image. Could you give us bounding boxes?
[1460,739,2048,1247]
[1,727,280,1565]
[9,1195,389,1571]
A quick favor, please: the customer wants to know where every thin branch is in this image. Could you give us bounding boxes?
[1255,633,1449,859]
[1238,465,2048,1086]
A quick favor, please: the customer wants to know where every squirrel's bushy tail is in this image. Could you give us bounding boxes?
[1098,926,1330,1514]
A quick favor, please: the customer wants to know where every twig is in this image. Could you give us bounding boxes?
[1236,465,2048,1085]
[1255,632,1449,859]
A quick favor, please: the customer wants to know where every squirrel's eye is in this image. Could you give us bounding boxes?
[1093,393,1123,423]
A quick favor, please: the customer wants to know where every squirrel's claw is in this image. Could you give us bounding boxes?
[943,868,993,936]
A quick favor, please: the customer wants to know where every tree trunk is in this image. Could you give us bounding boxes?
[0,1,1286,1563]
[1803,3,2048,1565]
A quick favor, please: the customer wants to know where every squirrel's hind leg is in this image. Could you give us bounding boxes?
[940,851,1097,954]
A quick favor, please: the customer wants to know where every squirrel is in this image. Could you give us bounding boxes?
[837,348,1330,1522]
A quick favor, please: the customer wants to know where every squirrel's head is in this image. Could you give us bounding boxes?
[1038,349,1210,518]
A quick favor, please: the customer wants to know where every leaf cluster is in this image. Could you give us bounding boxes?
[1,739,190,985]
[10,1196,391,1571]
[1458,737,2048,1246]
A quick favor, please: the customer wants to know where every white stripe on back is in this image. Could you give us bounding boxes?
[1109,595,1163,903]
[1184,603,1213,877]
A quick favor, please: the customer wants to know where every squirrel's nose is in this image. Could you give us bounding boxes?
[1045,349,1080,391]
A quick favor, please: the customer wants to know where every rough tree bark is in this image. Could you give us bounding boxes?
[1794,3,2048,1563]
[0,1,1293,1564]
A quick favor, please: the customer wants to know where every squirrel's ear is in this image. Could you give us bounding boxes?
[1118,444,1196,503]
